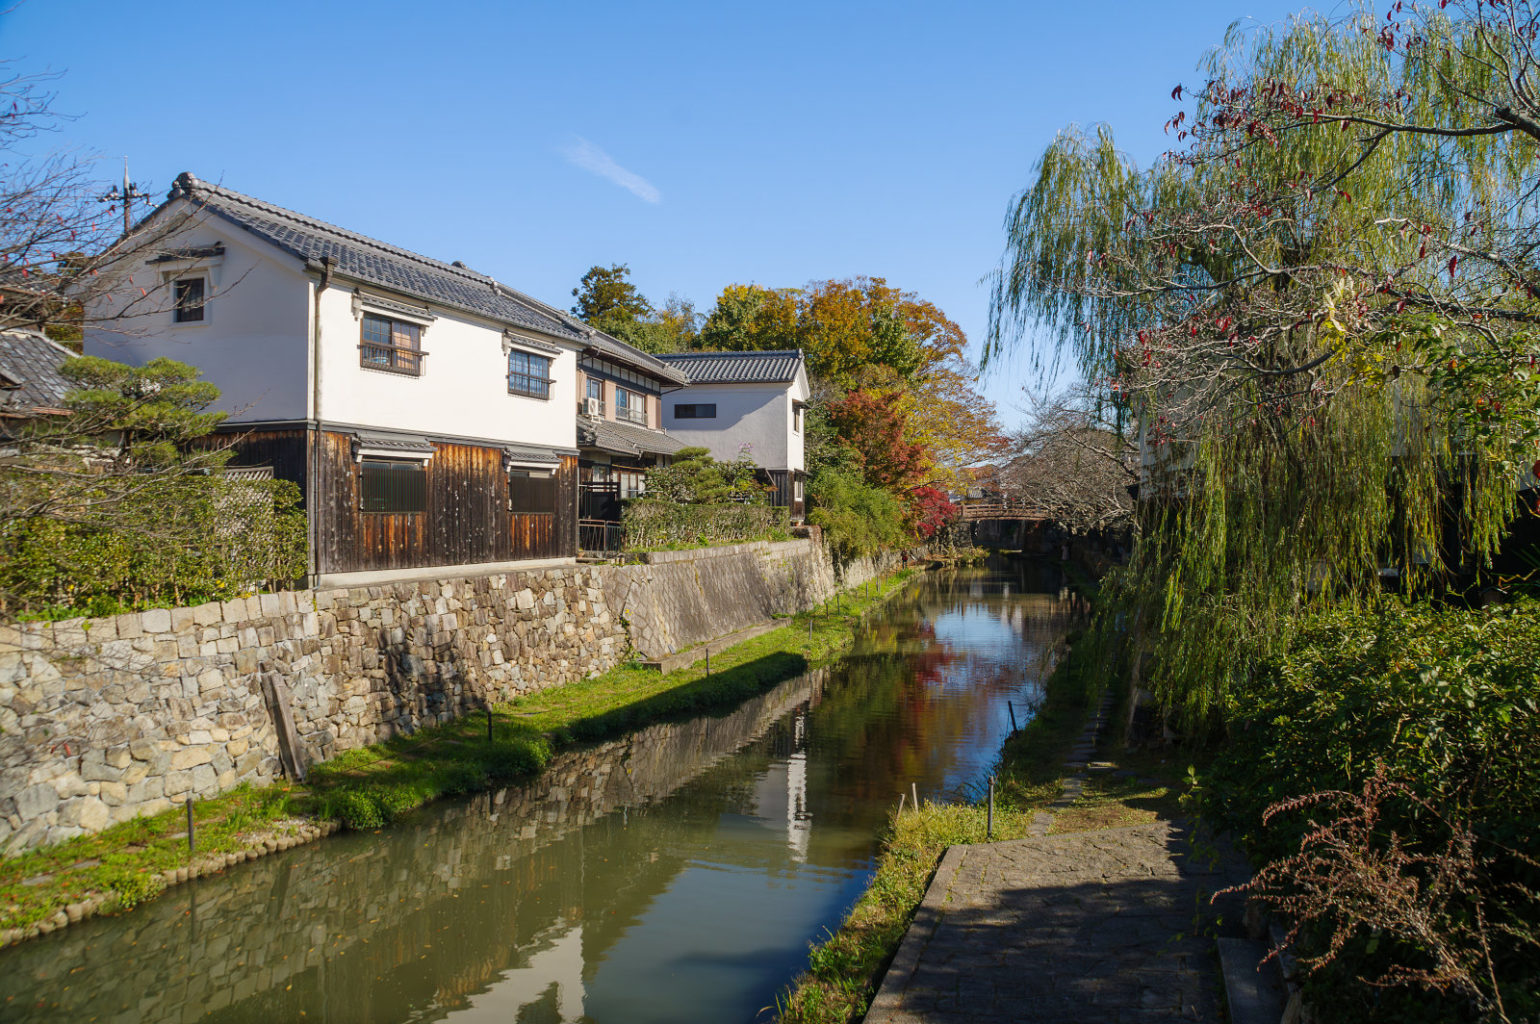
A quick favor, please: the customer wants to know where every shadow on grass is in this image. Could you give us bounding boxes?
[556,651,809,743]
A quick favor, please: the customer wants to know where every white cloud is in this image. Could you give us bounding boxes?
[560,137,661,204]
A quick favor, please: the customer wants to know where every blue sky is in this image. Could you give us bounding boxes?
[6,0,1316,428]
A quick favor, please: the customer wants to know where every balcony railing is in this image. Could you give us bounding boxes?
[617,405,647,426]
[359,342,426,376]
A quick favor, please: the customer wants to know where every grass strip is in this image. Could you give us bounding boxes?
[0,569,915,936]
[774,620,1101,1024]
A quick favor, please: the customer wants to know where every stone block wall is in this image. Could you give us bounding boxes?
[0,567,626,853]
[0,538,905,853]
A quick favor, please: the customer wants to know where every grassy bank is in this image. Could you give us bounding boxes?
[0,569,915,938]
[775,622,1102,1024]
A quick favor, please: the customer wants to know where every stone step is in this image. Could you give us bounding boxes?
[1217,937,1289,1024]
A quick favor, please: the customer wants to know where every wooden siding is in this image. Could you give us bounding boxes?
[305,432,576,574]
[210,429,309,489]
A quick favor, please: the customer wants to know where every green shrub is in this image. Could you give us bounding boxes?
[481,737,552,782]
[806,467,910,561]
[1203,598,1540,1023]
[622,500,789,550]
[0,355,308,617]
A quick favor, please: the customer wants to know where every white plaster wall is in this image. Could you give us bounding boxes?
[662,383,790,469]
[314,287,579,448]
[785,365,809,475]
[81,210,310,422]
[785,391,805,474]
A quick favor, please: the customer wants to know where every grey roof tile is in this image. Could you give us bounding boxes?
[656,349,803,384]
[502,443,564,466]
[0,330,76,416]
[578,417,687,457]
[159,173,687,385]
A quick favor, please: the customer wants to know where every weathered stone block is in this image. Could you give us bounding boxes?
[141,608,172,634]
[170,747,214,771]
[14,782,54,820]
[163,770,193,797]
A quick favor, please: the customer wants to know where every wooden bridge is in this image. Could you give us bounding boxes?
[958,501,1050,523]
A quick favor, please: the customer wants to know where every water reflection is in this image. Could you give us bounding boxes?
[0,557,1081,1024]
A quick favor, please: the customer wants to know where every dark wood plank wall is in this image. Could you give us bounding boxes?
[209,429,309,489]
[314,432,578,574]
[551,456,579,558]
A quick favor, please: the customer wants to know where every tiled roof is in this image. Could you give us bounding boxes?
[578,417,687,457]
[0,330,76,416]
[352,432,437,456]
[655,349,803,384]
[502,443,564,466]
[159,173,686,384]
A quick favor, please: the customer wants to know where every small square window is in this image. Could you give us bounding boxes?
[174,277,205,323]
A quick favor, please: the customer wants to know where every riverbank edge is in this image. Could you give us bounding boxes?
[0,567,920,948]
[773,578,1103,1024]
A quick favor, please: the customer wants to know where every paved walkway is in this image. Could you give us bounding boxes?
[867,696,1251,1023]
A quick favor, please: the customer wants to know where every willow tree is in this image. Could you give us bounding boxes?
[989,1,1540,731]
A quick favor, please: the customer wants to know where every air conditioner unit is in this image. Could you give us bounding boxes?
[585,397,601,417]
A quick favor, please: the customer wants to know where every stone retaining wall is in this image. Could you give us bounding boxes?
[0,566,626,854]
[0,538,890,853]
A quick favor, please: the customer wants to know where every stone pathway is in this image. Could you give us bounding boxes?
[867,694,1251,1023]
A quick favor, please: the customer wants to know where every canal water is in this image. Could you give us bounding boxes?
[1,559,1082,1024]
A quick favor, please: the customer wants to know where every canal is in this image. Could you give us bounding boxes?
[1,558,1082,1024]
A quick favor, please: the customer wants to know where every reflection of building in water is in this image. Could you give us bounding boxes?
[0,675,828,1024]
[461,920,585,1021]
[744,706,813,862]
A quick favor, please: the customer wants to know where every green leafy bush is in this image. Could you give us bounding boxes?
[480,736,552,782]
[1203,599,1540,1022]
[806,466,910,561]
[0,355,307,617]
[622,500,789,550]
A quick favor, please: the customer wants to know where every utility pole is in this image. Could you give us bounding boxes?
[97,157,151,238]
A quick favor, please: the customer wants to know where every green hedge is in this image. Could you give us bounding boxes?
[0,476,307,617]
[1202,599,1540,1023]
[621,500,790,550]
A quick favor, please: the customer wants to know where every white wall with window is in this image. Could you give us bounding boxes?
[661,383,798,471]
[82,218,310,422]
[82,204,582,452]
[316,287,578,450]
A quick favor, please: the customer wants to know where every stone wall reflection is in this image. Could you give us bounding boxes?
[0,670,825,1024]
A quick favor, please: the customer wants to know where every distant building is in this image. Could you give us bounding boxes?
[656,350,810,519]
[574,352,690,528]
